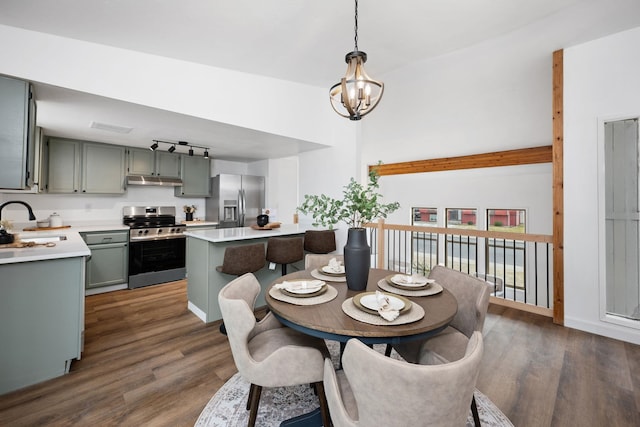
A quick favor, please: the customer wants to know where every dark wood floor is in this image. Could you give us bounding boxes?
[1,280,639,426]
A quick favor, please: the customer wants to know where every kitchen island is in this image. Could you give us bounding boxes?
[184,224,314,323]
[0,229,90,395]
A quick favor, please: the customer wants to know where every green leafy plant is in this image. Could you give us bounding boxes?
[297,166,400,229]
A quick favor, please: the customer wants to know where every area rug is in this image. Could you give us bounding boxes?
[195,343,514,427]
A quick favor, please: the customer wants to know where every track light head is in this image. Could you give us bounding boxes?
[168,145,176,153]
[150,142,158,151]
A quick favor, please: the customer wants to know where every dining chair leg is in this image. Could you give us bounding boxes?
[471,394,481,427]
[314,381,331,427]
[247,384,262,427]
[246,383,257,410]
[384,344,392,357]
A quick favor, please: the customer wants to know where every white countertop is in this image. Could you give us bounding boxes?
[0,220,131,265]
[15,220,129,233]
[184,224,314,243]
[181,220,219,227]
[0,229,90,265]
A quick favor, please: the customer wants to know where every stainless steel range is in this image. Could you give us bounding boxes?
[123,206,186,289]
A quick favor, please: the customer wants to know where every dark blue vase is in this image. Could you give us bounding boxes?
[344,228,370,291]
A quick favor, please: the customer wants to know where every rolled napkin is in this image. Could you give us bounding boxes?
[274,279,324,292]
[327,257,343,272]
[376,290,400,321]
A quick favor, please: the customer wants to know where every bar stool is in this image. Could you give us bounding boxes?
[266,236,304,275]
[216,243,266,276]
[216,243,266,335]
[303,230,337,254]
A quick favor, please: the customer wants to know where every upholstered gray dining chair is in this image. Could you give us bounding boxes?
[218,273,331,427]
[304,253,344,271]
[392,265,491,426]
[324,332,484,427]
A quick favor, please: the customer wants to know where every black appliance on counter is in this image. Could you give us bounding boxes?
[123,206,186,289]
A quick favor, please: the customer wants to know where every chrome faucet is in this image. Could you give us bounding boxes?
[0,200,37,222]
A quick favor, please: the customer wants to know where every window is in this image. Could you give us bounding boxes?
[412,207,437,226]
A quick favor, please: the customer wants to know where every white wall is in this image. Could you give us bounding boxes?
[360,5,640,344]
[0,24,331,146]
[0,186,202,224]
[564,26,640,344]
[361,2,564,233]
[296,115,360,249]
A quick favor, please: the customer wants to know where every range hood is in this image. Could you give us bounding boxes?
[126,175,183,187]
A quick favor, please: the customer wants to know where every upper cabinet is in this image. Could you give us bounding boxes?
[127,148,180,178]
[0,76,36,190]
[46,138,126,194]
[175,155,211,197]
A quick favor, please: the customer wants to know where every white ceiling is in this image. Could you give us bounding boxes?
[0,0,635,161]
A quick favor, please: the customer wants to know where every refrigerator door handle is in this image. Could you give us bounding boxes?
[239,189,246,226]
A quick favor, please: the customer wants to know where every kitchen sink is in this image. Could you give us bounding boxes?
[20,235,68,244]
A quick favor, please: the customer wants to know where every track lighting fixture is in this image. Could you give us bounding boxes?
[150,139,211,158]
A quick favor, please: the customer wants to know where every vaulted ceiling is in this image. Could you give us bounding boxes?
[0,0,637,161]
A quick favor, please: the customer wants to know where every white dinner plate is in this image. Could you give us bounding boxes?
[359,293,405,312]
[280,280,325,294]
[321,265,345,275]
[390,274,432,287]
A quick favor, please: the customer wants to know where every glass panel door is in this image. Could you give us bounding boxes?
[605,118,640,320]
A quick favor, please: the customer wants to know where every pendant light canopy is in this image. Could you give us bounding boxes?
[330,0,383,121]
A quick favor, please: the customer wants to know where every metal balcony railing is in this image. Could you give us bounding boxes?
[364,220,554,316]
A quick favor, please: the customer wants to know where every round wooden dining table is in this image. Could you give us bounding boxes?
[266,268,458,346]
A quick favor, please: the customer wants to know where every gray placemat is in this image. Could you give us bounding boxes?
[310,268,347,282]
[377,279,443,297]
[341,298,425,325]
[269,284,338,306]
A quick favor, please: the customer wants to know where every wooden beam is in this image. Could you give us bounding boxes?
[552,49,565,325]
[369,145,552,177]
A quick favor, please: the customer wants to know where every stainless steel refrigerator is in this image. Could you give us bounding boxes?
[206,174,265,228]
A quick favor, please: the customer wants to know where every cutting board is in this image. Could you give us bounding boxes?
[250,222,281,230]
[0,241,57,249]
[22,225,71,231]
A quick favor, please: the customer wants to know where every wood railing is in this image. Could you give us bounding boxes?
[363,220,554,317]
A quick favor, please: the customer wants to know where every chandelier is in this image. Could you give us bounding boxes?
[329,0,384,121]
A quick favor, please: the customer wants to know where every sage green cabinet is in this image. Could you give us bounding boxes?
[46,139,126,194]
[46,138,81,193]
[0,75,36,190]
[0,257,84,394]
[82,231,129,290]
[175,155,211,197]
[127,148,181,178]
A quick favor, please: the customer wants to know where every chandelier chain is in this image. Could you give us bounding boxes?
[354,0,359,51]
